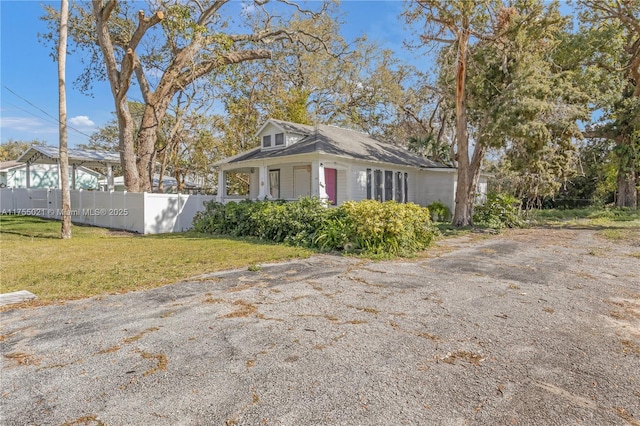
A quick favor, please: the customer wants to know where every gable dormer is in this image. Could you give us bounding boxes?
[255,119,311,151]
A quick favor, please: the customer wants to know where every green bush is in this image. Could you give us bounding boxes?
[193,199,265,236]
[195,198,438,257]
[473,193,523,229]
[316,200,437,257]
[252,196,329,246]
[427,201,451,222]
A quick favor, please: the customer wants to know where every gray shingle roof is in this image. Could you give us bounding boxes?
[220,120,452,169]
[17,145,120,167]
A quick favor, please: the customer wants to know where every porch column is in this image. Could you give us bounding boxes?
[107,165,114,191]
[216,169,226,202]
[312,160,328,202]
[26,162,31,188]
[72,164,77,190]
[258,164,268,200]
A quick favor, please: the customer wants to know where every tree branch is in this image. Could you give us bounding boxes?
[129,9,164,51]
[197,0,229,26]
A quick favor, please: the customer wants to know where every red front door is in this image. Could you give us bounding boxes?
[324,168,337,205]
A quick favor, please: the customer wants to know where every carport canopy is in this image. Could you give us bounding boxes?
[17,145,121,190]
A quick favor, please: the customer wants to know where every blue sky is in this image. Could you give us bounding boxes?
[0,0,417,148]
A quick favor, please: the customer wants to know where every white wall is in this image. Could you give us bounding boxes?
[336,169,347,205]
[268,163,311,200]
[258,123,306,150]
[477,176,488,204]
[0,188,214,234]
[415,170,456,212]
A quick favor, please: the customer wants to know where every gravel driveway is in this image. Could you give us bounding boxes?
[1,227,639,425]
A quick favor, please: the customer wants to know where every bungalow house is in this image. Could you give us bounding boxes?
[214,119,488,212]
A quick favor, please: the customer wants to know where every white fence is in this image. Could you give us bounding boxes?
[0,188,215,234]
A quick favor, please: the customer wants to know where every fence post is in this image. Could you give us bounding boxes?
[109,188,113,229]
[76,189,80,223]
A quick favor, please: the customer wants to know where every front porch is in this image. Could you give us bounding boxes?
[217,159,347,205]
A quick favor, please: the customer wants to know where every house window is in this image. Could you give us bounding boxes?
[262,135,272,148]
[366,168,372,199]
[374,169,383,202]
[384,170,393,202]
[275,133,284,146]
[404,173,409,203]
[395,172,403,202]
[269,169,280,199]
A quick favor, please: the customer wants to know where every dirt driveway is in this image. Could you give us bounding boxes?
[1,227,639,425]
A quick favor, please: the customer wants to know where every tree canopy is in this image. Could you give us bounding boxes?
[38,0,640,215]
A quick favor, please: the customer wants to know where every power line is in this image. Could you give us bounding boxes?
[2,85,94,139]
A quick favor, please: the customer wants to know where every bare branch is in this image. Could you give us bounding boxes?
[134,60,151,104]
[197,0,229,26]
[276,0,326,18]
[129,9,164,51]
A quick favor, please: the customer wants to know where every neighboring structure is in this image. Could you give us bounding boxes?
[0,160,102,190]
[14,145,120,190]
[214,119,488,212]
[99,174,201,193]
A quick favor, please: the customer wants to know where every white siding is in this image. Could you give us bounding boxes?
[416,170,456,212]
[269,163,311,200]
[336,169,347,204]
[293,166,311,198]
[258,123,305,150]
[249,170,259,199]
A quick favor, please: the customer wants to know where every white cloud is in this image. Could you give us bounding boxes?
[0,116,56,133]
[69,115,95,127]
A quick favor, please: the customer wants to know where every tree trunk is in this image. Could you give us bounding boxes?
[116,97,139,192]
[58,0,71,239]
[92,0,142,192]
[616,168,638,208]
[136,97,172,192]
[452,22,472,227]
[466,142,487,220]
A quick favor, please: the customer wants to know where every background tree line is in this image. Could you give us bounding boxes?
[31,0,639,226]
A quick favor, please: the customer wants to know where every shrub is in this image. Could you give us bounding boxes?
[193,199,263,236]
[313,208,352,252]
[252,197,329,246]
[316,200,437,257]
[473,193,523,229]
[195,198,438,257]
[427,201,451,222]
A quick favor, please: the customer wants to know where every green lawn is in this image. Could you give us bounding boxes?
[0,216,312,303]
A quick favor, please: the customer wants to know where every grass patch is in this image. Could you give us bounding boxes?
[529,207,640,224]
[528,207,640,244]
[434,223,473,237]
[0,215,312,303]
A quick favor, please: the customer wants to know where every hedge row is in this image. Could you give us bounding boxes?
[193,197,437,257]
